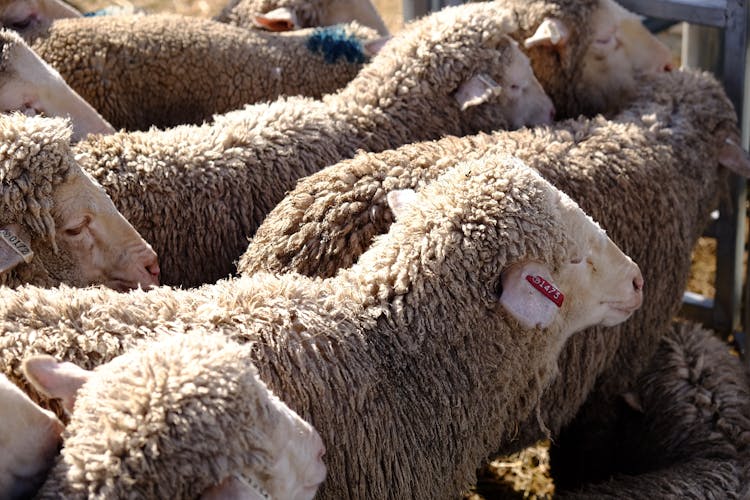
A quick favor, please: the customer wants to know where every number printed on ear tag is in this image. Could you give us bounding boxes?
[526,274,564,307]
[0,228,33,263]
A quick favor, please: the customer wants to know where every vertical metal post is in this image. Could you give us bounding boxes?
[402,0,429,22]
[682,5,748,339]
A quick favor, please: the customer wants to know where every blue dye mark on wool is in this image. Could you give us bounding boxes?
[306,26,367,64]
[84,5,129,16]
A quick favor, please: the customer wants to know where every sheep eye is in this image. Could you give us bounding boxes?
[64,219,89,237]
[9,16,34,30]
[570,257,582,264]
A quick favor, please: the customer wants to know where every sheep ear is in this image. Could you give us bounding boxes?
[621,392,644,413]
[718,136,750,177]
[524,18,570,49]
[0,225,34,275]
[363,36,391,56]
[200,475,268,500]
[253,7,298,31]
[499,261,563,329]
[454,73,501,111]
[387,189,418,220]
[22,355,92,414]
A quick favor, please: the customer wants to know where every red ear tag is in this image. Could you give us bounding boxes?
[526,274,564,307]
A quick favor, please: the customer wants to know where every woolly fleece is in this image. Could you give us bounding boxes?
[3,156,590,499]
[73,1,536,288]
[0,113,78,288]
[31,15,376,130]
[555,321,750,498]
[37,332,304,499]
[239,68,740,458]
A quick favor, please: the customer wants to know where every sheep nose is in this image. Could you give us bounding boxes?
[141,250,160,285]
[549,106,556,121]
[664,62,674,72]
[147,261,160,279]
[632,268,644,293]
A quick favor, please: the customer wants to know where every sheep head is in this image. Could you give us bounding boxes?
[0,29,114,140]
[341,2,555,136]
[382,153,642,351]
[0,114,160,290]
[520,0,673,118]
[0,0,80,42]
[31,332,327,500]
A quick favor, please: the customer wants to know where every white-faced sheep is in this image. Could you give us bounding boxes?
[21,332,327,500]
[0,154,643,499]
[0,0,80,41]
[0,28,113,141]
[31,15,378,130]
[497,0,673,118]
[0,373,64,500]
[238,68,750,474]
[553,321,750,498]
[214,0,390,36]
[0,113,159,289]
[72,0,554,288]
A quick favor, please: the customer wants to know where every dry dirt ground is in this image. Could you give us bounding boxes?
[61,1,728,498]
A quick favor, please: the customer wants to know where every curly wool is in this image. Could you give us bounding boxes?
[73,1,526,288]
[3,158,573,499]
[239,68,739,460]
[500,0,602,118]
[554,321,750,498]
[38,332,281,499]
[31,15,376,130]
[0,113,74,288]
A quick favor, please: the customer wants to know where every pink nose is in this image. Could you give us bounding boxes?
[141,250,160,286]
[633,269,644,293]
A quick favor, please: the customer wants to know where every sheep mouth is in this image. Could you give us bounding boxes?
[105,273,159,292]
[104,277,140,292]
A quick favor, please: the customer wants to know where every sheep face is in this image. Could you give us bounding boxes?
[454,39,554,128]
[251,393,327,500]
[0,0,80,41]
[500,188,644,341]
[577,0,673,113]
[39,164,160,290]
[0,374,63,500]
[0,31,114,140]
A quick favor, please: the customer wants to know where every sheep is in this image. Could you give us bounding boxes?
[214,0,390,36]
[503,0,674,118]
[0,112,159,289]
[237,67,750,468]
[553,321,750,498]
[0,154,644,499]
[0,0,80,42]
[22,331,327,500]
[0,28,113,141]
[30,15,378,131]
[72,0,555,288]
[221,0,674,118]
[0,373,64,500]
